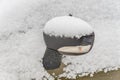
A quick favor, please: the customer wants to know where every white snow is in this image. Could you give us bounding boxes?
[0,0,120,80]
[44,16,93,38]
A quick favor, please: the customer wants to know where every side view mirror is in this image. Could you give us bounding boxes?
[42,16,95,70]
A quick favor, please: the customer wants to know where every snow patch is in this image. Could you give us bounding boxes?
[44,16,94,38]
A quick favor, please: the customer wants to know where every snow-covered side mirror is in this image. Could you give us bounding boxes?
[42,16,95,70]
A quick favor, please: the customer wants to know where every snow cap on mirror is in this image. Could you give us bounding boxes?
[43,16,94,38]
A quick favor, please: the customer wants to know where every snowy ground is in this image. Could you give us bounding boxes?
[0,0,120,80]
